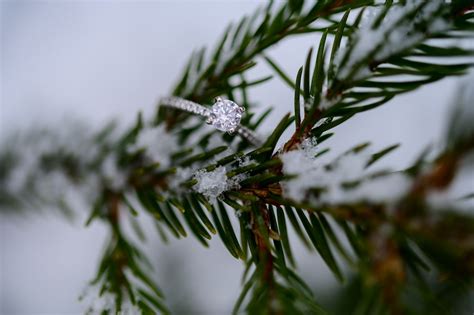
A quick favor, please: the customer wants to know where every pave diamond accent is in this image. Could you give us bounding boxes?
[209,99,243,132]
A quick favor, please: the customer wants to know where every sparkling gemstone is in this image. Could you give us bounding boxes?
[210,99,243,132]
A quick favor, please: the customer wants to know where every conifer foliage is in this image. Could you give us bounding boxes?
[2,1,474,314]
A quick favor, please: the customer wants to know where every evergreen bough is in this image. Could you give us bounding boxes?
[2,1,474,314]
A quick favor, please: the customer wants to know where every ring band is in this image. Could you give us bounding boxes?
[160,96,262,146]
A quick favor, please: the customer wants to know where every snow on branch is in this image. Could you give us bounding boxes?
[280,138,411,204]
[447,70,474,147]
[192,156,253,201]
[337,1,449,81]
[128,125,178,168]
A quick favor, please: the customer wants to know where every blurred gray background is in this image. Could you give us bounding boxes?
[1,0,471,314]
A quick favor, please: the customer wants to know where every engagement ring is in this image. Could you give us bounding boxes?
[160,96,262,146]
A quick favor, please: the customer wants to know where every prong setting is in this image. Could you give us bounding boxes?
[209,98,243,133]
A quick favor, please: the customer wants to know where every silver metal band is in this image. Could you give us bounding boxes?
[160,97,210,117]
[234,125,262,147]
[160,96,262,146]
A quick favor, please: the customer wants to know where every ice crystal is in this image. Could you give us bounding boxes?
[193,166,240,200]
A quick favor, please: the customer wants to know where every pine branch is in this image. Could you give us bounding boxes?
[2,1,474,314]
[282,0,474,151]
[85,192,169,314]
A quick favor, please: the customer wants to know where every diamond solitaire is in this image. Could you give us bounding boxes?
[160,96,260,146]
[207,97,245,133]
